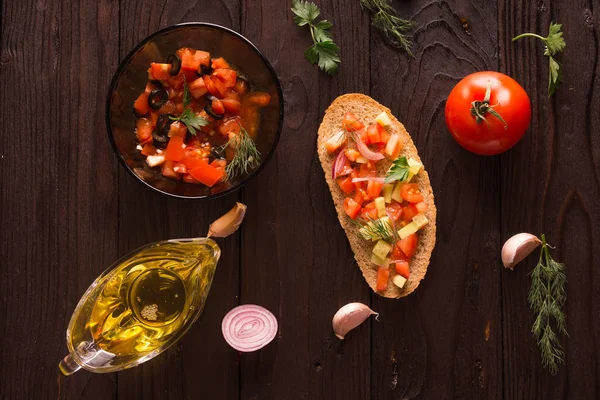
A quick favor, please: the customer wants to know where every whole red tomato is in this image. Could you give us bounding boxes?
[445,71,531,155]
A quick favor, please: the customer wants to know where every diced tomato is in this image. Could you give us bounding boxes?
[165,135,185,161]
[345,148,360,162]
[173,162,188,174]
[379,128,390,144]
[211,75,227,98]
[338,160,353,177]
[180,156,208,170]
[218,117,242,136]
[337,177,355,194]
[367,124,381,144]
[183,173,199,184]
[386,201,403,222]
[416,202,429,213]
[234,79,248,94]
[189,162,225,187]
[360,129,370,145]
[179,48,201,71]
[213,69,237,88]
[166,73,184,90]
[247,92,271,107]
[400,183,424,203]
[360,202,379,220]
[161,160,180,180]
[376,267,390,291]
[141,143,157,156]
[399,234,418,258]
[391,242,409,261]
[221,98,241,113]
[211,159,227,168]
[359,163,376,177]
[194,50,211,67]
[149,111,159,126]
[189,77,208,99]
[366,180,383,199]
[136,118,153,144]
[150,63,171,80]
[402,203,419,222]
[343,198,362,219]
[394,261,410,279]
[203,75,219,97]
[212,98,225,115]
[211,57,231,69]
[168,121,187,138]
[351,171,367,191]
[134,92,150,116]
[341,112,365,132]
[353,189,366,206]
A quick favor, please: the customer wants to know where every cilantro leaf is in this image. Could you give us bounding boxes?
[512,22,566,96]
[291,0,340,74]
[291,0,320,26]
[385,156,410,183]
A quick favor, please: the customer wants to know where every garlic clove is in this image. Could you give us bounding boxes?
[207,203,247,238]
[332,302,378,340]
[502,233,542,269]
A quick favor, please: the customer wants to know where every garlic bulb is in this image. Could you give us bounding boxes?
[332,303,378,339]
[501,233,542,269]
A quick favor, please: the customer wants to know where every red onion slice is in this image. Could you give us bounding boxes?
[352,177,385,183]
[222,304,278,352]
[332,148,348,179]
[353,133,385,161]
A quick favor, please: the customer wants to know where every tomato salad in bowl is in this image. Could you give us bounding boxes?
[134,48,271,187]
[325,111,431,291]
[106,23,283,199]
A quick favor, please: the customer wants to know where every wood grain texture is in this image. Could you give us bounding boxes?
[499,0,600,399]
[0,0,120,398]
[116,1,241,399]
[239,0,372,398]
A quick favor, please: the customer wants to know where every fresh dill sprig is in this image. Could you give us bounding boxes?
[385,156,410,183]
[512,22,566,96]
[528,234,568,375]
[169,76,209,135]
[359,0,415,56]
[354,216,395,242]
[218,124,261,179]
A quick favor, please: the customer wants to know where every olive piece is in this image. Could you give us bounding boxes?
[148,88,168,110]
[148,79,163,87]
[152,113,174,147]
[205,104,224,120]
[204,94,217,102]
[167,53,181,76]
[199,64,213,76]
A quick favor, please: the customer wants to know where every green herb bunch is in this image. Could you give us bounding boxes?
[528,234,568,375]
[169,77,209,135]
[360,0,415,56]
[218,124,261,180]
[385,156,410,183]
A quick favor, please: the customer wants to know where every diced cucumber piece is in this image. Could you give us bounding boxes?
[374,197,387,218]
[398,222,419,239]
[371,253,389,268]
[391,182,403,202]
[383,183,394,203]
[392,275,407,288]
[407,158,422,175]
[412,213,428,229]
[375,112,392,127]
[355,156,368,164]
[372,240,392,260]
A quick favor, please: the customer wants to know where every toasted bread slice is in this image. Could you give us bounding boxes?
[317,94,436,298]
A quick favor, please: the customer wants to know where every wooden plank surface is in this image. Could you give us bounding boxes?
[1,0,599,399]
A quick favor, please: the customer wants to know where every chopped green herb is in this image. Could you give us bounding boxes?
[385,156,410,183]
[169,77,209,135]
[219,124,261,179]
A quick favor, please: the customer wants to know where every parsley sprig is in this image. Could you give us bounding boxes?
[218,124,261,179]
[529,234,568,375]
[384,156,410,183]
[512,22,566,96]
[169,77,209,135]
[291,0,340,75]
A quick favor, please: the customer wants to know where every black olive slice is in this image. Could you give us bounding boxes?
[167,53,181,76]
[199,64,213,76]
[204,104,224,120]
[148,88,168,110]
[152,113,174,147]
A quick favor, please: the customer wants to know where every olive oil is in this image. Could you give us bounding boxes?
[61,238,220,374]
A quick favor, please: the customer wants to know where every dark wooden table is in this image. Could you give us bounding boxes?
[2,0,599,398]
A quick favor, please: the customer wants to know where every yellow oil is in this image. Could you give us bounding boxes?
[68,239,219,368]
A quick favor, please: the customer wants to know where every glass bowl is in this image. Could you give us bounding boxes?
[106,23,283,199]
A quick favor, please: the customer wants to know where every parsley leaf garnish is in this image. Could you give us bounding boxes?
[291,0,340,75]
[384,156,410,183]
[512,22,566,96]
[169,76,209,136]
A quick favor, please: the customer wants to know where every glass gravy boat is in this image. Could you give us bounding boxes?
[59,237,220,375]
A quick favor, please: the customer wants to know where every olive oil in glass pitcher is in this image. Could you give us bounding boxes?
[59,238,220,375]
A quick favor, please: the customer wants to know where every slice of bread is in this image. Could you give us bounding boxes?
[317,94,437,298]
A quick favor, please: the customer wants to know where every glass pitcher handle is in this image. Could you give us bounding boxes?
[59,354,81,376]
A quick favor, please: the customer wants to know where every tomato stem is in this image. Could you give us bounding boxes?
[470,81,508,129]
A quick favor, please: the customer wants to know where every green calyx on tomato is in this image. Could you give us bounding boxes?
[470,82,507,129]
